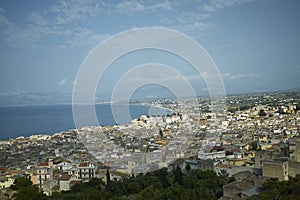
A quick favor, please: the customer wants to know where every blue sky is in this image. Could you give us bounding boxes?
[0,0,300,105]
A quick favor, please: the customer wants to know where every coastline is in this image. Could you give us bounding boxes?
[0,103,172,140]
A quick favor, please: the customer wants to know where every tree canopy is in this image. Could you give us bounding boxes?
[11,177,46,200]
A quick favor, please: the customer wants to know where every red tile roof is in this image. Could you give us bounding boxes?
[78,162,88,167]
[60,174,72,181]
[70,180,81,186]
[37,162,49,167]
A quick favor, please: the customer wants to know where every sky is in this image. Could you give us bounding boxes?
[0,0,300,105]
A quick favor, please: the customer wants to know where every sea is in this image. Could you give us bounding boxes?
[0,104,170,140]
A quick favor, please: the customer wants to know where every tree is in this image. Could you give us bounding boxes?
[173,166,184,185]
[62,168,233,199]
[11,177,45,200]
[80,187,102,200]
[251,142,258,150]
[136,185,163,200]
[217,170,235,188]
[11,177,32,190]
[296,104,300,111]
[258,176,300,199]
[258,109,267,117]
[14,186,46,200]
[185,163,191,172]
[106,169,111,183]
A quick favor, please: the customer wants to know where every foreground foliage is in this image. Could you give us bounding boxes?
[64,168,226,200]
[11,177,46,200]
[11,170,300,199]
[254,175,300,200]
[12,168,230,200]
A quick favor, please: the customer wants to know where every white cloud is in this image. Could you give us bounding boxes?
[201,0,252,12]
[59,78,76,86]
[0,1,109,49]
[0,0,253,49]
[50,0,103,25]
[115,0,172,14]
[59,79,68,86]
[171,21,216,37]
[175,12,211,24]
[222,72,261,80]
[158,8,214,38]
[167,72,261,82]
[0,8,9,25]
[116,1,146,14]
[67,26,110,49]
[27,12,48,26]
[157,0,251,38]
[148,1,172,11]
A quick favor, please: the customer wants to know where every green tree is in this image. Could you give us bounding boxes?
[258,109,267,117]
[173,166,184,185]
[217,170,230,187]
[251,142,258,150]
[185,163,191,172]
[136,185,163,200]
[14,186,46,200]
[258,176,300,199]
[80,187,102,200]
[11,177,46,200]
[11,177,32,190]
[106,169,111,183]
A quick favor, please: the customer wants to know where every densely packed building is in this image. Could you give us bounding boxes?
[0,91,299,198]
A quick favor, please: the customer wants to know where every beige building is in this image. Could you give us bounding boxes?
[37,162,51,189]
[262,159,288,181]
[30,174,38,185]
[36,161,57,195]
[254,151,272,169]
[227,158,247,167]
[59,174,77,191]
[289,136,300,162]
[198,150,226,161]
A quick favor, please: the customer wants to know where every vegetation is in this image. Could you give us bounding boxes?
[227,105,253,113]
[258,109,267,117]
[254,175,300,200]
[11,177,46,200]
[12,171,300,200]
[250,142,258,150]
[11,169,233,200]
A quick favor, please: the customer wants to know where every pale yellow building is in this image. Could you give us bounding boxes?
[259,143,272,150]
[227,158,247,166]
[0,177,14,189]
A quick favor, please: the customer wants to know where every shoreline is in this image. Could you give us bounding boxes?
[0,103,173,141]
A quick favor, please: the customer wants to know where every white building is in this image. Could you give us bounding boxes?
[77,162,96,181]
[198,150,226,162]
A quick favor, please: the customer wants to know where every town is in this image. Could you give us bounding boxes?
[0,91,300,199]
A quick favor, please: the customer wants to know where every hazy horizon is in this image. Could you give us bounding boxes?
[1,0,300,106]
